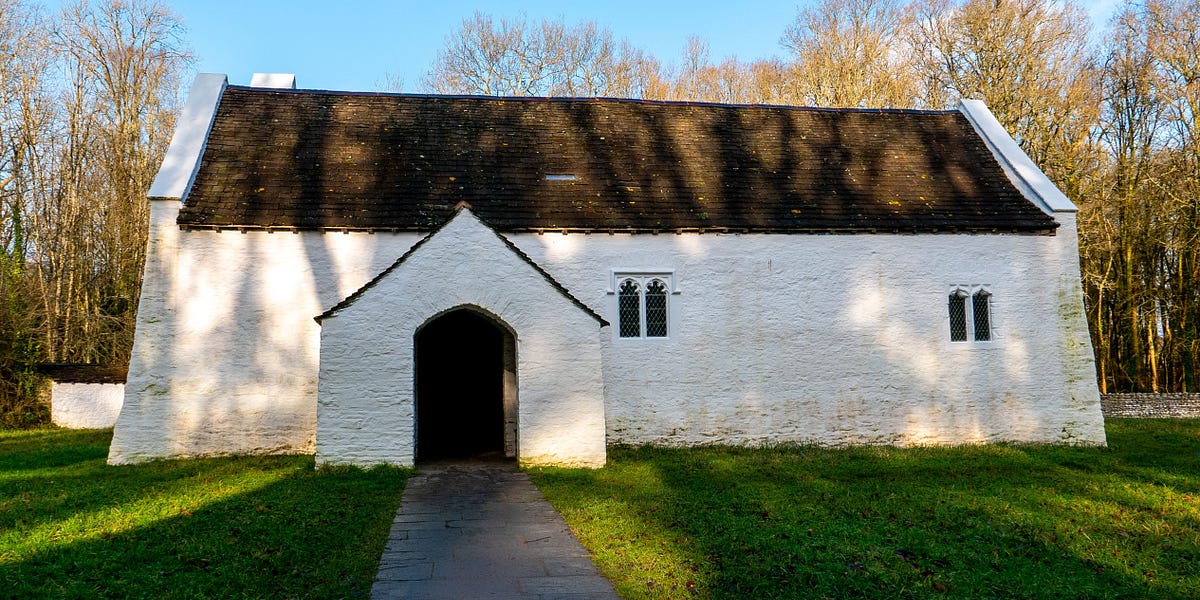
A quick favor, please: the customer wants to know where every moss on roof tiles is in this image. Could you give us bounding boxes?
[178,87,1057,233]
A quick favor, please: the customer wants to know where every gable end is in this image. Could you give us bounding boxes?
[958,99,1077,215]
[315,209,608,326]
[147,73,228,201]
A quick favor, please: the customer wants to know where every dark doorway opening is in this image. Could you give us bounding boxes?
[415,308,516,463]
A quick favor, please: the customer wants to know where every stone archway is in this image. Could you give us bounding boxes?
[414,308,518,462]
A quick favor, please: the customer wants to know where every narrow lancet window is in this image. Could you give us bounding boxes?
[948,290,968,342]
[618,279,641,338]
[644,279,668,337]
[972,289,992,341]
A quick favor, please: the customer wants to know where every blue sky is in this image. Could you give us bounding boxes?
[168,0,802,91]
[71,0,1125,92]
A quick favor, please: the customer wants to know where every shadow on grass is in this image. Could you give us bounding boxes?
[531,418,1200,599]
[0,428,409,599]
[0,428,112,471]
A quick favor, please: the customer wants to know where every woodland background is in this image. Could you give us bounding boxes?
[1,0,1196,425]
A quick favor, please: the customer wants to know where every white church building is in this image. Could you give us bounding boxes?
[107,73,1106,467]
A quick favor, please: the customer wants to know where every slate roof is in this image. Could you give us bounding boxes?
[178,86,1058,234]
[37,364,128,384]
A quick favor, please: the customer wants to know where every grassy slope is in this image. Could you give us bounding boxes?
[0,429,408,599]
[531,419,1200,600]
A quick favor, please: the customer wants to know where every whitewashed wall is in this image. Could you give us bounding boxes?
[512,211,1105,447]
[111,200,1103,465]
[52,383,124,429]
[316,211,608,468]
[108,199,424,464]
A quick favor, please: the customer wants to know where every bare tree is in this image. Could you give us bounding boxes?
[424,12,553,96]
[0,0,190,423]
[1074,0,1200,393]
[661,37,797,105]
[603,41,668,99]
[1144,0,1200,390]
[0,0,52,422]
[782,0,918,107]
[667,36,717,100]
[424,13,798,105]
[1079,3,1162,392]
[24,0,190,364]
[909,0,1098,170]
[0,0,49,254]
[423,12,661,98]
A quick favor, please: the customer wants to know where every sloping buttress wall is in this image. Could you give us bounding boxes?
[108,200,426,464]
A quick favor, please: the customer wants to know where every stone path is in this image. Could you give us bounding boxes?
[371,462,621,599]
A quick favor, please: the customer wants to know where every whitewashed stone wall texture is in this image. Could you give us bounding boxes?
[52,383,124,429]
[111,80,1104,465]
[316,211,608,468]
[111,200,1104,465]
[512,211,1105,448]
[108,199,424,463]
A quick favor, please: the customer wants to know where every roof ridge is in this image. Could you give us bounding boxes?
[221,85,956,115]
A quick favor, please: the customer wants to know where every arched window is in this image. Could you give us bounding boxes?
[618,279,641,338]
[948,285,993,343]
[613,272,674,339]
[948,289,969,342]
[972,289,992,341]
[644,279,668,338]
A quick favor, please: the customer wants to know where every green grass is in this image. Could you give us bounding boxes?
[5,421,1198,599]
[0,428,409,599]
[530,419,1200,599]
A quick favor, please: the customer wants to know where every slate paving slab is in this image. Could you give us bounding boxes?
[372,462,620,600]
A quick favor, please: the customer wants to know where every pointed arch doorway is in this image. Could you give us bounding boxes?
[414,307,518,463]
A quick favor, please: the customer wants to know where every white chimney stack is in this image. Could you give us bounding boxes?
[250,73,297,89]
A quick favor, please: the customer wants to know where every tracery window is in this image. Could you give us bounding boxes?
[615,273,673,338]
[618,279,642,338]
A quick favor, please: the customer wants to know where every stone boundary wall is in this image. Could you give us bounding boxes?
[1101,393,1200,418]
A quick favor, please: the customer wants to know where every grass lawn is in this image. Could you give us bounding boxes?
[531,419,1200,599]
[4,420,1197,599]
[0,428,409,599]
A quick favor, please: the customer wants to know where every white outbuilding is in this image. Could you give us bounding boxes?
[38,364,126,429]
[108,73,1106,467]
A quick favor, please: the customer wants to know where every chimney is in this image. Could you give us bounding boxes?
[249,73,297,89]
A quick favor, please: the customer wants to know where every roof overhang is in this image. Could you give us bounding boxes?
[147,73,228,202]
[957,98,1078,215]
